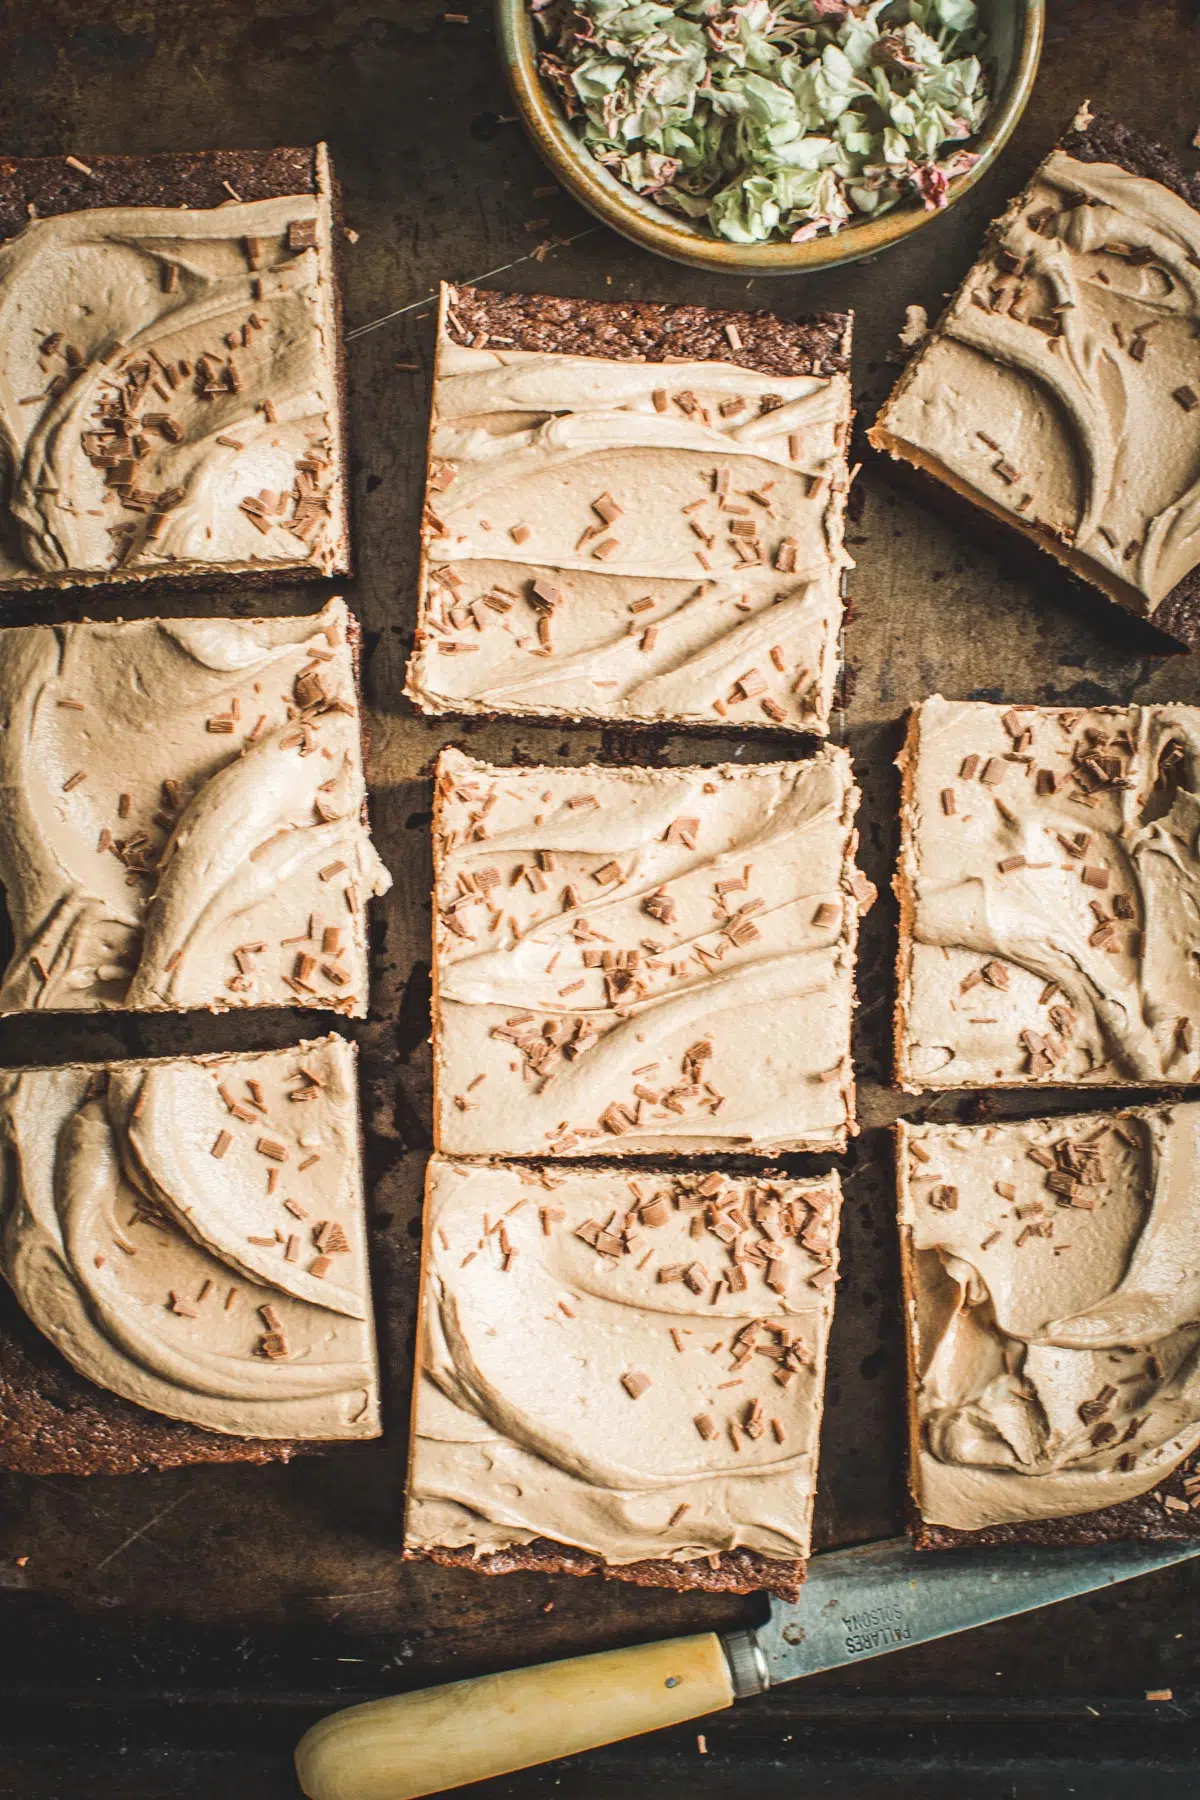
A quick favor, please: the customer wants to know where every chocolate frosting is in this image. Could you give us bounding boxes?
[0,596,391,1016]
[406,297,851,734]
[0,161,342,585]
[0,1037,379,1440]
[897,696,1200,1089]
[405,1159,840,1565]
[876,152,1200,616]
[433,745,867,1157]
[900,1105,1200,1530]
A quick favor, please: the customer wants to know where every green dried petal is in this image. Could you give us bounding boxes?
[538,0,994,244]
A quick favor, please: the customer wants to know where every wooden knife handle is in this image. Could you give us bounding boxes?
[294,1631,735,1800]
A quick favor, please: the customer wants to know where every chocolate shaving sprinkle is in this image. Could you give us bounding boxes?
[313,1219,351,1256]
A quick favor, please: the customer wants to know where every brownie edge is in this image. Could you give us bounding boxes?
[446,283,852,380]
[0,147,318,243]
[911,1472,1200,1551]
[1060,107,1200,214]
[0,1277,298,1476]
[0,144,352,595]
[412,1538,805,1603]
[869,104,1200,653]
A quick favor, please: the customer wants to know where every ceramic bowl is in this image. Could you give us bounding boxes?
[497,0,1045,275]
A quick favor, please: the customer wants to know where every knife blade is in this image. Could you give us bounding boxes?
[722,1533,1200,1696]
[295,1536,1200,1800]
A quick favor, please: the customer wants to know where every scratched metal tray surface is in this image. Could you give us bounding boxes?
[0,3,1198,1797]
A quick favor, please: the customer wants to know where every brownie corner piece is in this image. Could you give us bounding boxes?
[0,595,391,1020]
[404,282,853,734]
[0,142,348,594]
[869,110,1200,648]
[896,1104,1200,1547]
[430,744,865,1158]
[0,1035,380,1471]
[0,1272,301,1477]
[402,1157,840,1596]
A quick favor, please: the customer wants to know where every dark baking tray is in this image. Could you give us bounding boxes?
[0,1,1198,1795]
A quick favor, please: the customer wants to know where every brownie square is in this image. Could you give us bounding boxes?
[897,1107,1200,1546]
[404,283,853,735]
[432,745,869,1158]
[403,1157,843,1600]
[895,695,1200,1091]
[0,144,349,593]
[0,595,391,1018]
[0,1035,379,1473]
[869,107,1200,648]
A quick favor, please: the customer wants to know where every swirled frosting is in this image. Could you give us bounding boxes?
[0,595,391,1017]
[897,696,1200,1089]
[405,1158,840,1566]
[872,150,1200,619]
[0,155,344,587]
[899,1105,1200,1530]
[0,1036,379,1441]
[405,297,852,734]
[432,745,868,1158]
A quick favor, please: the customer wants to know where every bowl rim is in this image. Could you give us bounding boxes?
[497,0,1046,275]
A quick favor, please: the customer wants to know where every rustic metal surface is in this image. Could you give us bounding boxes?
[0,1,1198,1794]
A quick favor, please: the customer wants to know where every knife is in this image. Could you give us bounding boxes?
[295,1535,1200,1800]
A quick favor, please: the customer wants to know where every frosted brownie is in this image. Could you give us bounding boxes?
[432,745,870,1158]
[0,1036,379,1474]
[898,1107,1200,1546]
[0,596,391,1017]
[870,109,1200,648]
[895,696,1200,1090]
[0,145,348,592]
[404,283,853,734]
[404,1158,841,1599]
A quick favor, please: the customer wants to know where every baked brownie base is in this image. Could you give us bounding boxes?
[0,599,379,1021]
[444,283,852,378]
[868,106,1200,652]
[911,1461,1200,1551]
[0,145,351,596]
[410,1537,805,1602]
[1059,109,1200,213]
[870,451,1200,656]
[0,1275,298,1477]
[895,1119,1200,1550]
[417,283,853,738]
[0,1035,374,1474]
[0,147,316,237]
